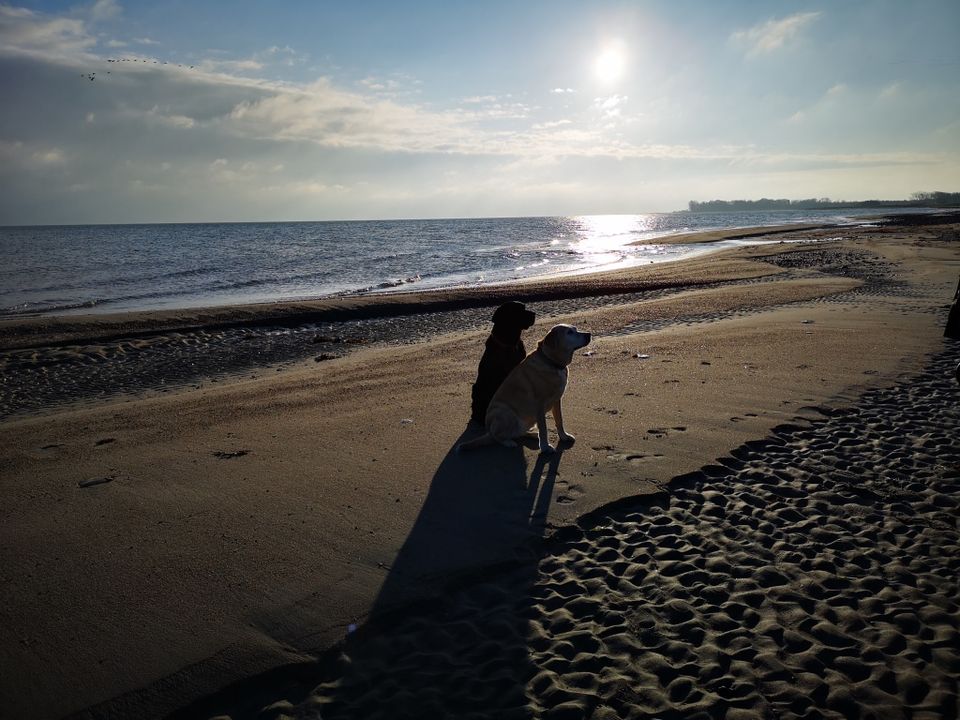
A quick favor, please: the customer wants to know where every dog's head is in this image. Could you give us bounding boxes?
[491,301,536,332]
[538,324,591,367]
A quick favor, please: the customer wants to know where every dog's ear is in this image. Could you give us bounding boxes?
[538,325,563,354]
[492,301,526,325]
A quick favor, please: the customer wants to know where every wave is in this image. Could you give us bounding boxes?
[343,274,423,295]
[0,269,427,316]
[0,297,108,317]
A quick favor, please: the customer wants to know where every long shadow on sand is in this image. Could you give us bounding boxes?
[176,428,564,719]
[369,427,558,614]
[307,428,562,718]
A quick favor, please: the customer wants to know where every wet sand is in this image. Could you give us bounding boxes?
[0,218,958,719]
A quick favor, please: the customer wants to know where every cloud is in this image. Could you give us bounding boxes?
[0,1,954,224]
[593,94,629,122]
[731,12,821,57]
[134,37,160,46]
[90,0,121,23]
[228,79,477,153]
[531,119,573,130]
[458,95,531,120]
[0,4,701,166]
[141,105,196,128]
[879,82,901,100]
[199,58,264,74]
[357,74,418,98]
[225,81,702,160]
[0,5,96,57]
[31,147,66,165]
[189,45,310,77]
[786,110,805,125]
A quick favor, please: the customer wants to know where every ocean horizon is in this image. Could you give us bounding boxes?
[0,207,930,318]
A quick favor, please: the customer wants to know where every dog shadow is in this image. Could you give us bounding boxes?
[368,424,559,615]
[316,425,565,718]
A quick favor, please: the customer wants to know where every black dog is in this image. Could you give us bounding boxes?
[470,301,536,424]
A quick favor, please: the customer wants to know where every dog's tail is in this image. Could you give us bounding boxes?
[457,432,496,452]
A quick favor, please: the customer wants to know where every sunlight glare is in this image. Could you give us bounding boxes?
[573,214,648,253]
[594,41,627,84]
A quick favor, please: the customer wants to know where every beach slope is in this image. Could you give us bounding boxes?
[0,221,957,719]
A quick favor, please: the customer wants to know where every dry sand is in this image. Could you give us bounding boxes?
[0,219,958,719]
[209,351,958,720]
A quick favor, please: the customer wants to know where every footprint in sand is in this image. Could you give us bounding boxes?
[95,438,116,446]
[554,479,586,505]
[36,443,65,459]
[624,452,665,463]
[78,475,115,488]
[212,450,249,459]
[604,449,666,466]
[592,406,622,415]
[646,425,686,437]
[555,481,585,505]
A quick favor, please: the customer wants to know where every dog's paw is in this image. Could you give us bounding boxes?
[558,433,576,446]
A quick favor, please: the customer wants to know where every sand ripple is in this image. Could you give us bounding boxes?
[191,349,958,719]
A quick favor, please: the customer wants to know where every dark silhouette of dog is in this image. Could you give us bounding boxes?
[946,274,960,341]
[470,301,536,424]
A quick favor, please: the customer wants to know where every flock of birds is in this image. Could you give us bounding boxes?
[80,58,197,81]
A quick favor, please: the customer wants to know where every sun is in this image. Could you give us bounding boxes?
[594,41,627,85]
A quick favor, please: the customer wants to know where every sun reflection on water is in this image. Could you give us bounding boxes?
[573,214,654,250]
[532,214,700,277]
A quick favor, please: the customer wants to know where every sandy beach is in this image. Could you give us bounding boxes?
[1,216,958,719]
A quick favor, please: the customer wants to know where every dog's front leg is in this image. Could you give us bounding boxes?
[553,400,575,445]
[536,412,555,454]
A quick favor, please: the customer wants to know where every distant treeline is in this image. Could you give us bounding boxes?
[686,191,960,212]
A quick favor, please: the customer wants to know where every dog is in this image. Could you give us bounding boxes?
[460,324,591,454]
[470,301,536,424]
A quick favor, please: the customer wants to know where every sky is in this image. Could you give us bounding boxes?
[0,0,958,224]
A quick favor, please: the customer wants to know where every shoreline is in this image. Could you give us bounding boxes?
[1,216,958,719]
[5,209,953,334]
[1,215,936,422]
[0,218,887,353]
[0,234,877,422]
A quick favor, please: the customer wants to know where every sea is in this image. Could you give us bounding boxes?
[0,208,928,318]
